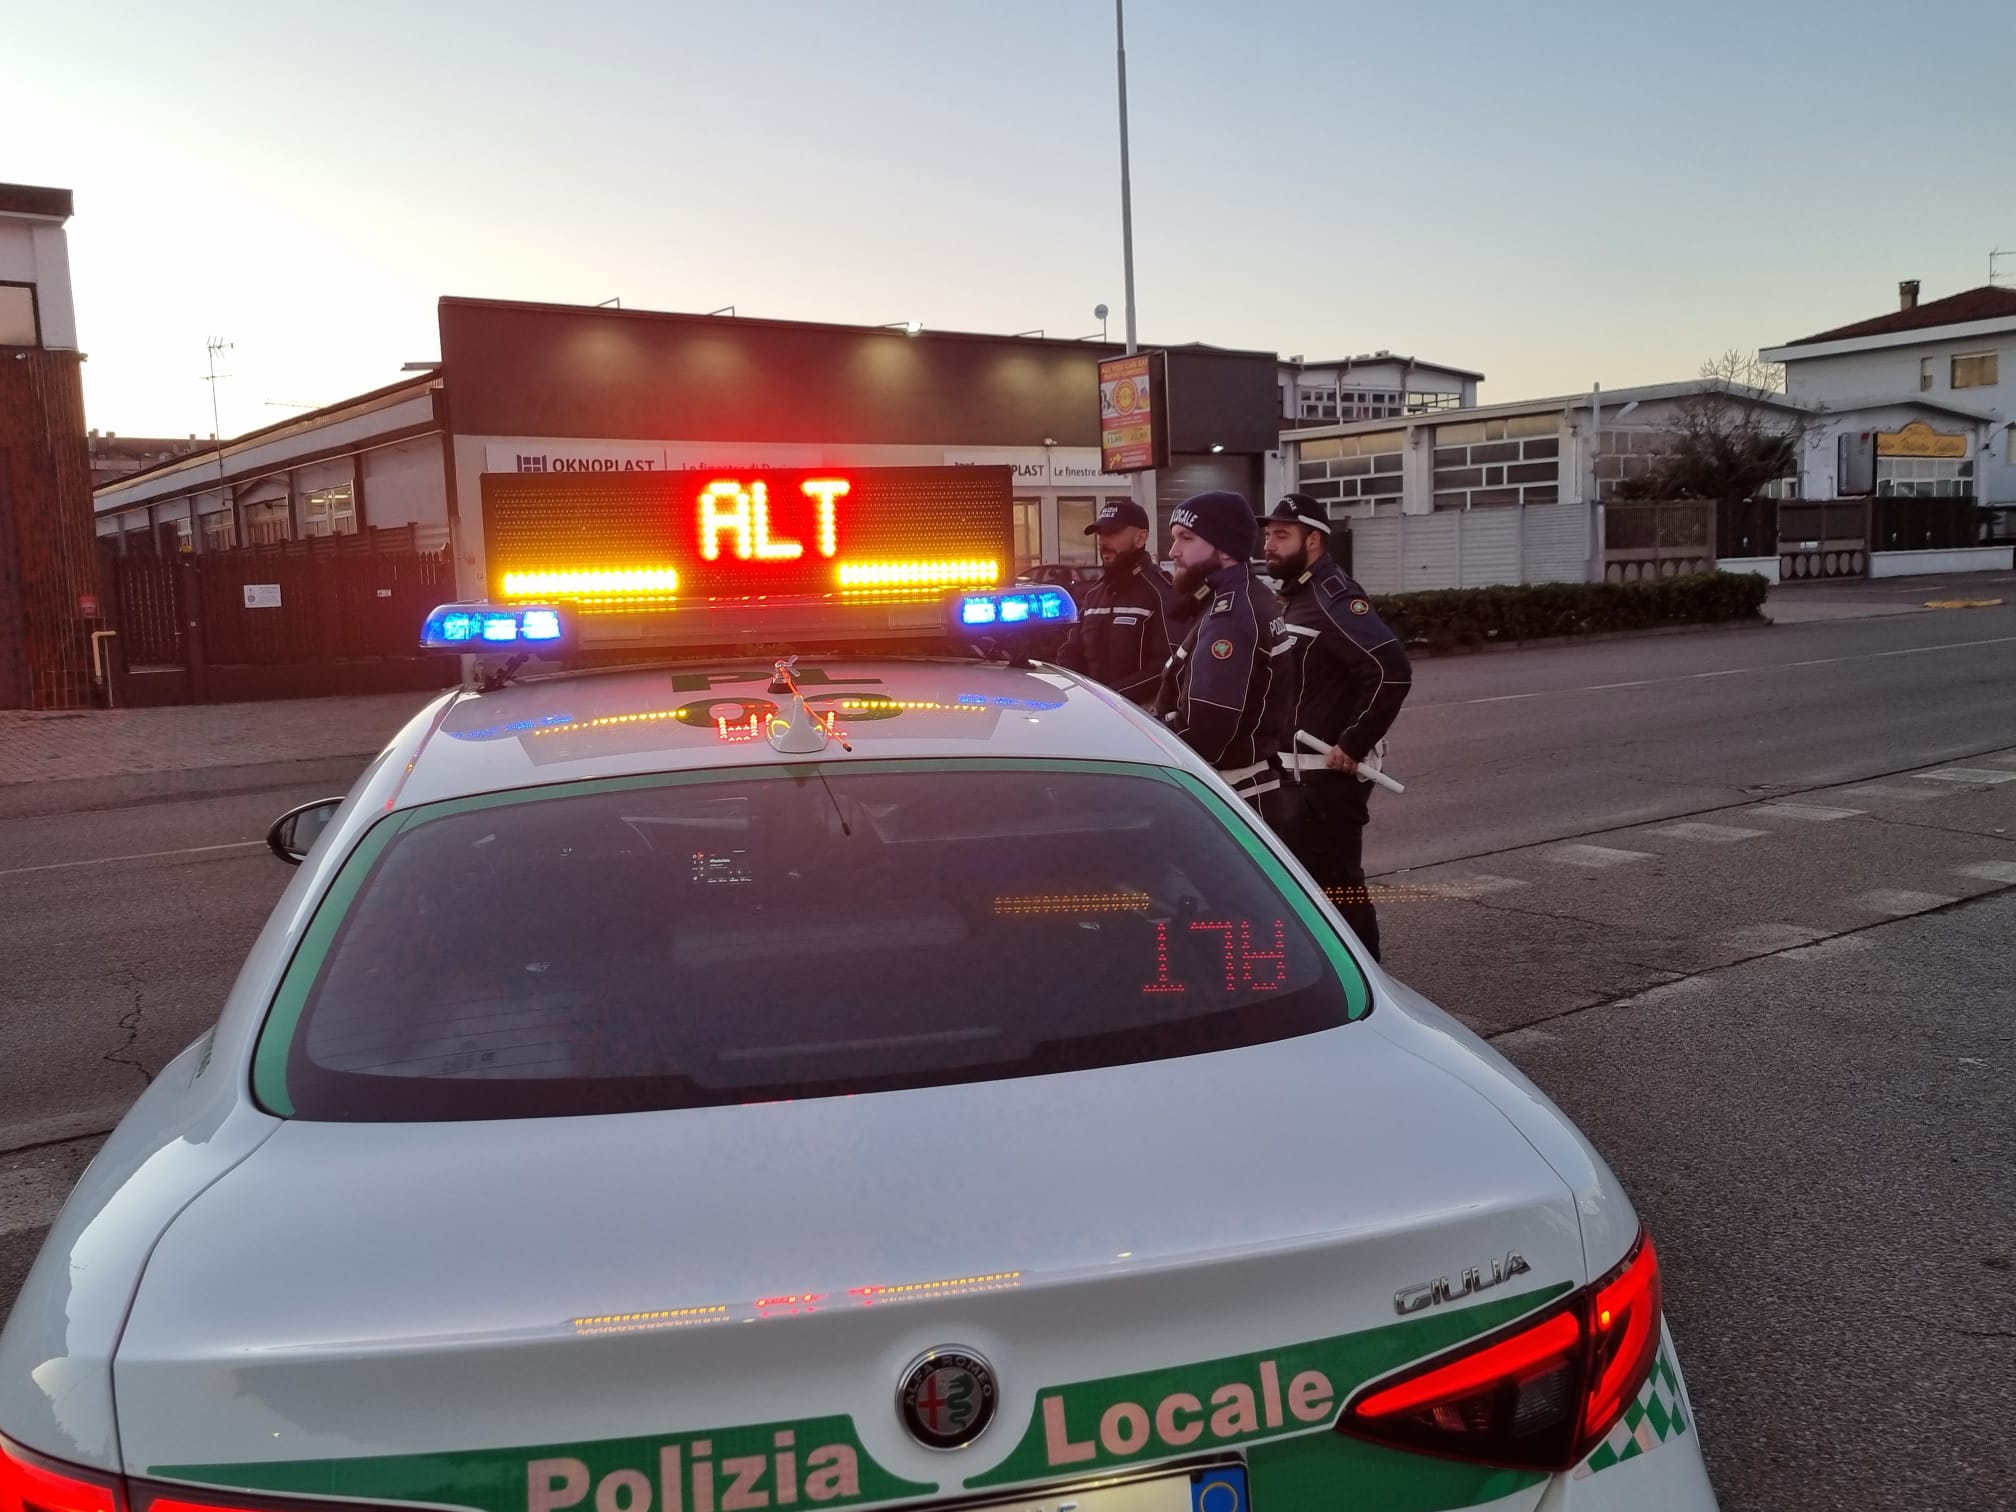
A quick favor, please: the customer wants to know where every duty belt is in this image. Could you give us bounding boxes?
[1216,760,1281,802]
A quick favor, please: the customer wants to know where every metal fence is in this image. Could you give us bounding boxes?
[99,528,452,702]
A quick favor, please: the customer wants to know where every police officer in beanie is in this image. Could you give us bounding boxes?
[1053,500,1181,707]
[1156,490,1288,806]
[1259,493,1412,961]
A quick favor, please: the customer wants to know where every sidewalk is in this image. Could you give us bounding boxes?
[1765,568,2014,624]
[0,691,436,787]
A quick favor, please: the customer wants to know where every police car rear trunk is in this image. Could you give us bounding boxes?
[110,1027,1589,1512]
[110,759,1618,1512]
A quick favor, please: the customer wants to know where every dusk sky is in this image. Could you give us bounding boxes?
[11,0,2015,440]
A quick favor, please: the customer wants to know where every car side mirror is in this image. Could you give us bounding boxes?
[267,798,344,865]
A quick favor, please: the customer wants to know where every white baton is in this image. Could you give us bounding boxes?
[1295,729,1406,794]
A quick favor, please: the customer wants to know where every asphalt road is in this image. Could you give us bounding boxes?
[3,591,2013,1509]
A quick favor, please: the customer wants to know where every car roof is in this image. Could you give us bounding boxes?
[392,655,1188,809]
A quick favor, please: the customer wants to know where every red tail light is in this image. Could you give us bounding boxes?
[0,1435,124,1512]
[1340,1229,1664,1473]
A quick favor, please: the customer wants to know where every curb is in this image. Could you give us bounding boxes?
[1406,616,1770,660]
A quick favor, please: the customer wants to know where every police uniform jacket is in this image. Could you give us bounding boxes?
[1271,553,1412,765]
[1159,561,1287,798]
[1053,551,1181,704]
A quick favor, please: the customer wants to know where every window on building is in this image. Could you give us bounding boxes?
[1876,456,1974,498]
[244,498,291,545]
[1295,431,1405,518]
[1298,385,1340,421]
[1431,415,1560,508]
[1920,357,1935,392]
[1012,497,1040,572]
[0,283,37,346]
[1406,391,1461,413]
[1952,353,2000,389]
[1338,389,1404,421]
[304,484,358,536]
[1055,497,1099,565]
[200,511,237,552]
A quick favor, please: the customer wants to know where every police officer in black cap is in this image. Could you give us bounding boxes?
[1259,493,1412,961]
[1156,490,1288,806]
[1054,499,1181,707]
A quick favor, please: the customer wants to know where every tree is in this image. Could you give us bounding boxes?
[1613,350,1812,505]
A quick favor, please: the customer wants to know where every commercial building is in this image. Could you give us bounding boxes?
[96,298,1284,584]
[1283,379,2003,593]
[1763,280,2016,523]
[1278,353,1480,428]
[89,431,214,491]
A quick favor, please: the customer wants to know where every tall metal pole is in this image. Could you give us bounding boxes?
[1116,0,1137,358]
[1115,0,1155,528]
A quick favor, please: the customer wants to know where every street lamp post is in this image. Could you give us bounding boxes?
[1114,0,1156,530]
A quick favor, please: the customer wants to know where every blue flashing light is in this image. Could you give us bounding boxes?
[951,586,1079,639]
[421,603,571,653]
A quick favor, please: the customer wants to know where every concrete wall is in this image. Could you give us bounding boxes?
[1868,546,2014,578]
[1343,500,1591,594]
[0,219,79,349]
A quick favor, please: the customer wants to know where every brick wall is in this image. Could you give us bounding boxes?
[0,348,101,708]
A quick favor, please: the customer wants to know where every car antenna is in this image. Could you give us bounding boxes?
[766,657,853,834]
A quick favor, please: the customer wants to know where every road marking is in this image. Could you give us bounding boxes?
[1779,935,1875,963]
[1651,822,1768,843]
[0,840,263,880]
[1613,977,1712,1008]
[1722,923,1831,954]
[1546,843,1657,869]
[1855,888,1959,916]
[1957,860,2016,884]
[1748,802,1864,822]
[1924,598,2004,609]
[1433,874,1531,898]
[1914,767,2016,785]
[1412,634,2016,712]
[1835,784,1949,804]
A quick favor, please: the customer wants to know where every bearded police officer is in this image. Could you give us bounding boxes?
[1053,500,1181,707]
[1157,490,1287,807]
[1260,493,1412,961]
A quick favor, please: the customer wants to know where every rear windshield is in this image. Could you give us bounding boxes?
[264,762,1365,1120]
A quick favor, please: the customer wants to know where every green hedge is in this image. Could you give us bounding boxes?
[1372,571,1769,652]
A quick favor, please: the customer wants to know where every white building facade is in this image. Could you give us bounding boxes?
[1285,381,2004,594]
[1763,282,2016,512]
[1278,354,1480,427]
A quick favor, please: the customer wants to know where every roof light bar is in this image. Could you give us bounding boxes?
[951,586,1076,635]
[421,603,570,651]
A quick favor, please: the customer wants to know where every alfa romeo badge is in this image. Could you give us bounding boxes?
[898,1347,998,1449]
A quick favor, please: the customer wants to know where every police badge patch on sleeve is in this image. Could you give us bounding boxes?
[1349,598,1371,615]
[1210,638,1235,659]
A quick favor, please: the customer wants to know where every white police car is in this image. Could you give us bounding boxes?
[0,588,1717,1512]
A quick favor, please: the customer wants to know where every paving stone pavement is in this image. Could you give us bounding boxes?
[0,692,438,786]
